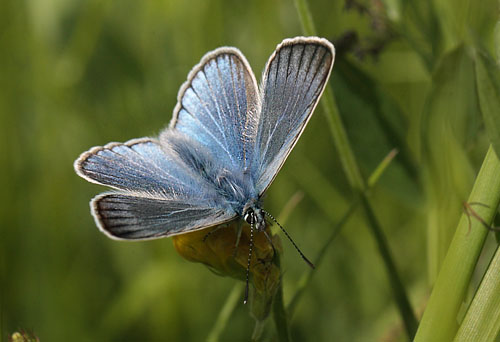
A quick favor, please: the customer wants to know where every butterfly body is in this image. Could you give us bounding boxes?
[161,129,264,229]
[75,37,335,241]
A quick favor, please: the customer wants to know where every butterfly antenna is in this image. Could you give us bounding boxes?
[244,220,254,304]
[263,210,315,269]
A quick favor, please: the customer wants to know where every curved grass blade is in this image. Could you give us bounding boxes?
[454,245,500,341]
[415,146,500,342]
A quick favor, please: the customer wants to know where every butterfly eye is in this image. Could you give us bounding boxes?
[244,209,254,224]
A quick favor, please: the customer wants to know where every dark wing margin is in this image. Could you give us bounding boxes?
[165,47,260,171]
[92,193,236,240]
[253,37,335,194]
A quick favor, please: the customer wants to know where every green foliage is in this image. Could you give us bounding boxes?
[476,49,500,161]
[2,0,500,340]
[422,45,477,282]
[415,147,500,341]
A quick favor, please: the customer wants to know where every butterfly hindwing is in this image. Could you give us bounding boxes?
[92,193,236,240]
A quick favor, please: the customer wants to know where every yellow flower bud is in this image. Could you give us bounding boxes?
[172,219,282,320]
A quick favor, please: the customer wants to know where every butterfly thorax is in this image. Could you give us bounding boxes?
[163,130,262,221]
[212,167,267,231]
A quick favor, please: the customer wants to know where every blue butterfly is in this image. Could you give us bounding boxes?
[75,37,335,295]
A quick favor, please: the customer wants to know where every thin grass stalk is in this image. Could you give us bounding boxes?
[287,202,356,317]
[288,149,399,317]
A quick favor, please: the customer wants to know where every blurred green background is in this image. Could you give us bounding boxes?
[2,0,499,341]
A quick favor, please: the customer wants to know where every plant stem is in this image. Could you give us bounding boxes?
[360,195,418,336]
[415,146,500,342]
[252,320,266,341]
[293,0,418,338]
[320,84,366,192]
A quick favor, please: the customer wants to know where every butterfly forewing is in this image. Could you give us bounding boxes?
[92,193,236,240]
[75,138,197,195]
[253,37,335,194]
[167,48,260,171]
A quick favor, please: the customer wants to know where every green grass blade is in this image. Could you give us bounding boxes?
[454,245,500,341]
[415,146,500,342]
[368,149,399,187]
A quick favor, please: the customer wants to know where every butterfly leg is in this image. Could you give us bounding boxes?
[232,220,244,257]
[202,223,229,242]
[262,230,277,262]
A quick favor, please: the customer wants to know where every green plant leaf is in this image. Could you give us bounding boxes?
[397,0,443,69]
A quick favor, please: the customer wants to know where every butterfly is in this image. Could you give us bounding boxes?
[74,37,335,299]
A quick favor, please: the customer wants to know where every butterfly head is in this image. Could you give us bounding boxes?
[243,203,266,231]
